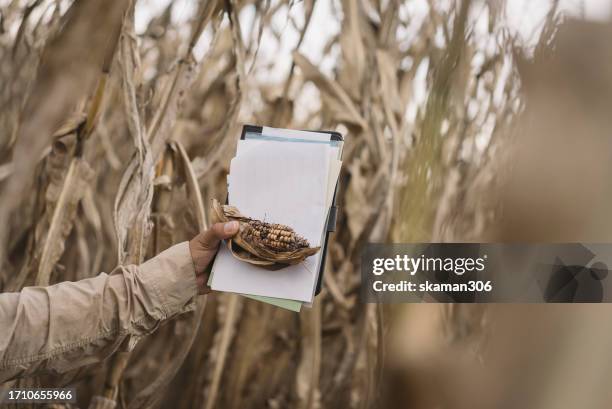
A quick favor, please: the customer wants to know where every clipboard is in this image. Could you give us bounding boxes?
[237,124,343,296]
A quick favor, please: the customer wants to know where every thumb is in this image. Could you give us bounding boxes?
[195,221,240,250]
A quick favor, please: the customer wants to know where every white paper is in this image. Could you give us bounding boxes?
[307,157,342,301]
[211,142,331,302]
[262,126,332,142]
[237,135,340,158]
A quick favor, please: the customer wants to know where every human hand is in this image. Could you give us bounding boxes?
[189,221,239,294]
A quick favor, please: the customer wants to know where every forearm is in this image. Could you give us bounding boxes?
[0,242,198,382]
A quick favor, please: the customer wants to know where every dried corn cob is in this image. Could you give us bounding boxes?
[210,199,320,267]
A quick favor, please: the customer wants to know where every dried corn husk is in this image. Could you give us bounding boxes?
[210,199,320,267]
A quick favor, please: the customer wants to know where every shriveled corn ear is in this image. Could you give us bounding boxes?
[210,199,320,267]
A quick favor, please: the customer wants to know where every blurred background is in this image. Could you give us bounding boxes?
[1,0,612,408]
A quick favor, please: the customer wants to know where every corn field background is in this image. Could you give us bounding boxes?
[2,0,612,408]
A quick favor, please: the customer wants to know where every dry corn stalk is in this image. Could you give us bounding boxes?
[211,198,319,267]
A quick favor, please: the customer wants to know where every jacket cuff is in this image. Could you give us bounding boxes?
[137,242,198,318]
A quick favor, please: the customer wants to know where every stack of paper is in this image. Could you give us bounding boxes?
[209,126,343,311]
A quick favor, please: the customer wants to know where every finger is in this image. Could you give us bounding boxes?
[196,221,240,250]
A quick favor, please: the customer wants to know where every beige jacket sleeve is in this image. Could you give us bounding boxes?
[0,242,198,383]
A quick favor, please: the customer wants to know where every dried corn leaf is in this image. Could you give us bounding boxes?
[338,0,366,100]
[0,0,127,240]
[292,51,367,130]
[37,158,94,286]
